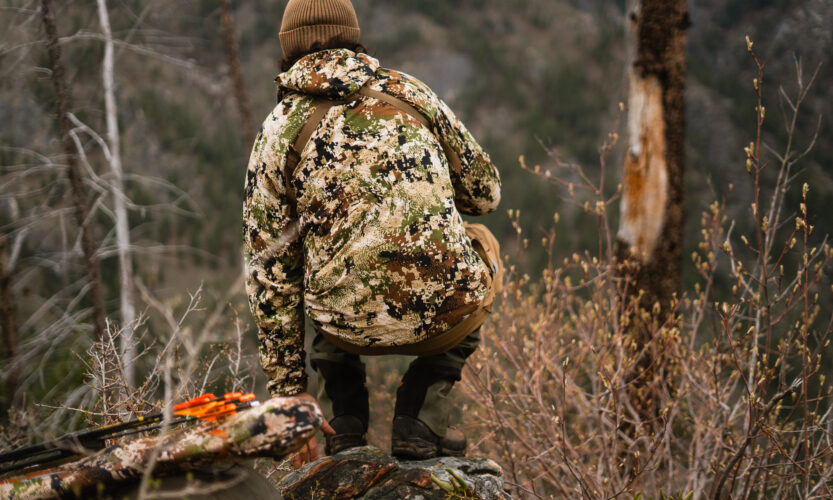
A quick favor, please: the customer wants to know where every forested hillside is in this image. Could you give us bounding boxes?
[1,2,832,494]
[4,0,829,278]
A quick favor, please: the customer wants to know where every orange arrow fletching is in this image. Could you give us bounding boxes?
[198,403,239,422]
[173,394,217,411]
[171,393,257,420]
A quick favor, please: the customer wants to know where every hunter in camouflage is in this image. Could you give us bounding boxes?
[244,48,500,397]
[244,0,501,462]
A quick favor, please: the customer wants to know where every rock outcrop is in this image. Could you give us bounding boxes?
[279,446,512,499]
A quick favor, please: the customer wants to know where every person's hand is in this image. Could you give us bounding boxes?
[289,392,336,470]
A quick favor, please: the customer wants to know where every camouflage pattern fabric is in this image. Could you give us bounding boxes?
[0,397,321,499]
[243,49,501,397]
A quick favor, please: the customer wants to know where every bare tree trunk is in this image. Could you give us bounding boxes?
[96,0,136,388]
[40,0,108,342]
[617,0,688,417]
[219,0,254,145]
[0,234,20,407]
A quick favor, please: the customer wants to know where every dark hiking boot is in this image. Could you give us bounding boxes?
[391,415,467,459]
[325,415,367,455]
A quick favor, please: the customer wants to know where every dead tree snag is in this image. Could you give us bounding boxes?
[40,0,108,342]
[617,0,689,418]
[219,0,254,146]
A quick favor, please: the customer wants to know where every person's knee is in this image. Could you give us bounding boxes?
[411,327,482,372]
[451,330,481,360]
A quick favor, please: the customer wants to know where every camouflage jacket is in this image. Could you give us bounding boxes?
[243,49,501,396]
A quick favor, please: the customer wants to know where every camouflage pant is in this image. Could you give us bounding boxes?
[310,328,481,438]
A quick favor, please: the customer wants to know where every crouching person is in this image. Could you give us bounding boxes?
[242,0,502,467]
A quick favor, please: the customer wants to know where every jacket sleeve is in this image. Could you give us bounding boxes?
[242,108,307,397]
[433,99,501,216]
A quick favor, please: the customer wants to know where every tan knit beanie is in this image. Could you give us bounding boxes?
[279,0,360,59]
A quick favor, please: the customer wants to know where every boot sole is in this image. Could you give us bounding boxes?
[325,433,367,455]
[439,445,466,457]
[391,437,439,460]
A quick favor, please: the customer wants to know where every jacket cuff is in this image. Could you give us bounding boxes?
[268,374,308,398]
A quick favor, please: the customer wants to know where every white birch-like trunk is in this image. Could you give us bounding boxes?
[97,0,136,387]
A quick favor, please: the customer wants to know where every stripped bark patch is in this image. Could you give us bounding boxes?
[618,72,668,261]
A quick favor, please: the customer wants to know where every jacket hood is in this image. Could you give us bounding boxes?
[277,49,380,100]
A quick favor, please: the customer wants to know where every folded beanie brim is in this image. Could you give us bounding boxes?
[279,25,361,59]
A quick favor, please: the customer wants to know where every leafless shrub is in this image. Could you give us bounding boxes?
[0,273,257,447]
[462,46,832,499]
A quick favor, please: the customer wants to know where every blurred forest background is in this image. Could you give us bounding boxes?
[1,0,832,495]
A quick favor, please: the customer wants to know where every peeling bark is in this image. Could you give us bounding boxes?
[619,73,668,259]
[618,0,688,315]
[40,0,108,342]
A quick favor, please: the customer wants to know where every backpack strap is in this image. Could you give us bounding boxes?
[283,87,447,205]
[284,99,340,206]
[284,95,365,205]
[357,88,432,130]
[360,88,464,177]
